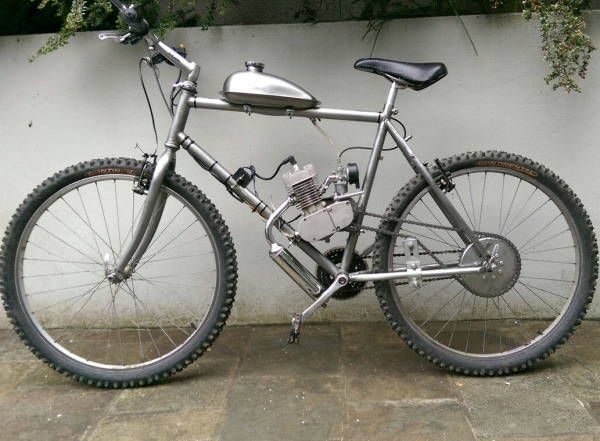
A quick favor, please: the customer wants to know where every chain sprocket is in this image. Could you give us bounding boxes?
[316,247,368,299]
[353,210,476,290]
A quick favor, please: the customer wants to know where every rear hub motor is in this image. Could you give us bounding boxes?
[316,247,368,300]
[459,235,521,298]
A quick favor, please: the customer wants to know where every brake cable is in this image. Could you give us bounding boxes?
[138,58,159,153]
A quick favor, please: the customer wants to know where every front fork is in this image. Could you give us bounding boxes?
[109,148,173,281]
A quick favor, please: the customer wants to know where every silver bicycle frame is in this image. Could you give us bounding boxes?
[115,35,485,292]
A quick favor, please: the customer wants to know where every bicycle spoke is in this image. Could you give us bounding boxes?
[97,182,118,263]
[114,180,123,254]
[16,174,218,369]
[499,179,521,235]
[61,196,114,254]
[387,167,580,357]
[477,172,487,230]
[453,186,477,230]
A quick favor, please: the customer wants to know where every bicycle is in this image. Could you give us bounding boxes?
[1,0,597,387]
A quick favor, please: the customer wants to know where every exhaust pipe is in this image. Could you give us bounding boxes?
[269,243,322,296]
[266,199,323,298]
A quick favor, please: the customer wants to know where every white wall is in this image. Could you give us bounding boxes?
[1,13,599,326]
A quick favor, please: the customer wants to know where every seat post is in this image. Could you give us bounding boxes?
[382,80,400,119]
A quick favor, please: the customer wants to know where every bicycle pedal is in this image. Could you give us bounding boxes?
[288,314,302,344]
[288,328,300,344]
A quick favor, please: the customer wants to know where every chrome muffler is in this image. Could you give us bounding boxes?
[269,243,322,296]
[266,198,323,298]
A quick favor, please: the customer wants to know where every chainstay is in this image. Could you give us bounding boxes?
[363,275,456,290]
[352,210,471,280]
[352,224,460,268]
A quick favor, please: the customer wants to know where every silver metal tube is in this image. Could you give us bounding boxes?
[265,198,292,243]
[266,199,323,296]
[129,192,167,267]
[385,120,486,257]
[179,134,277,223]
[349,265,483,282]
[270,246,323,297]
[114,148,174,274]
[190,97,381,123]
[300,273,348,320]
[341,82,399,271]
[147,36,196,75]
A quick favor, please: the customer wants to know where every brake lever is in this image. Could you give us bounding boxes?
[98,31,130,43]
[98,31,141,46]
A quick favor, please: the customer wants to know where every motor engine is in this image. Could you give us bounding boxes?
[282,161,357,242]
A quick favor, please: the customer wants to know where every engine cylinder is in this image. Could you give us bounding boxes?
[282,163,321,213]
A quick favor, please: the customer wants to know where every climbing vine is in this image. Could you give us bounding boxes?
[30,0,595,92]
[521,0,594,91]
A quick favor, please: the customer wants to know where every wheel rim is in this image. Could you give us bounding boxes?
[386,167,582,358]
[15,174,221,369]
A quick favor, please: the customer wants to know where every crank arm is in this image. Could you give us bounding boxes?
[299,273,349,322]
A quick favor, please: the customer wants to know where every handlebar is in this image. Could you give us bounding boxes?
[101,1,196,76]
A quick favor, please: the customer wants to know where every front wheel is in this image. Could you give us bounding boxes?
[0,158,237,387]
[373,151,597,375]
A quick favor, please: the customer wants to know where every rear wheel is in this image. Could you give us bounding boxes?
[0,158,237,387]
[373,151,597,374]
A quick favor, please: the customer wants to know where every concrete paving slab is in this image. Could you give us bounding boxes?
[340,321,403,352]
[550,355,600,404]
[238,325,342,377]
[204,325,252,360]
[342,322,456,401]
[457,371,599,438]
[109,356,237,414]
[219,375,345,441]
[494,436,594,441]
[0,386,117,441]
[0,362,36,394]
[86,407,226,441]
[343,400,475,441]
[0,322,600,440]
[0,330,36,363]
[343,348,456,401]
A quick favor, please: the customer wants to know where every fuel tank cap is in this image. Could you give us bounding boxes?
[245,61,264,72]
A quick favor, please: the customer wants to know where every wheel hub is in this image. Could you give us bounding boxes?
[459,235,521,298]
[104,252,132,284]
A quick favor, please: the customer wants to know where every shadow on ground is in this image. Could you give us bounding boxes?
[1,321,600,441]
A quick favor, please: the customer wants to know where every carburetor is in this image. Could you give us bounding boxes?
[282,161,356,242]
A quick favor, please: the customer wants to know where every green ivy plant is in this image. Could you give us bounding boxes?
[521,0,594,91]
[31,0,237,59]
[33,0,595,92]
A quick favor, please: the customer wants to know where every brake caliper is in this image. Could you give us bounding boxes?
[133,149,157,195]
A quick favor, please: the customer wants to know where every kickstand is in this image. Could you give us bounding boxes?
[288,314,302,344]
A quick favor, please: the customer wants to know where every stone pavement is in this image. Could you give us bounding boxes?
[2,321,600,441]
